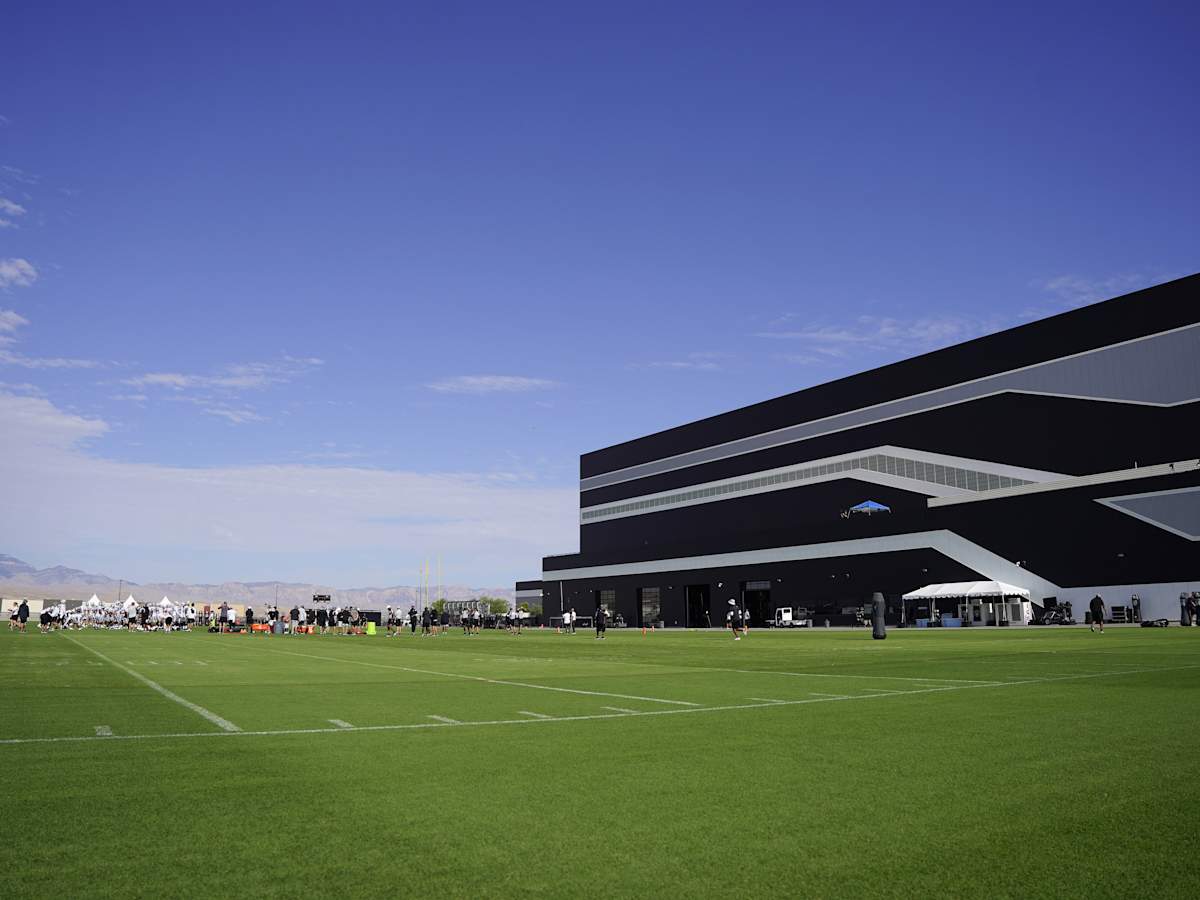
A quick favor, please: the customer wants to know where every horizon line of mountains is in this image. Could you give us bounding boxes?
[0,554,515,607]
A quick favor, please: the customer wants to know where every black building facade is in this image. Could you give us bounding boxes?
[534,275,1200,626]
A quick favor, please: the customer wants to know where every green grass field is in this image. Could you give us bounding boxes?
[3,624,1198,899]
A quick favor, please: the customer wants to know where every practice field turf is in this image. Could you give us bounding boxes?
[3,626,1198,899]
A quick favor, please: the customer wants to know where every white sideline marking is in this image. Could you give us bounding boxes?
[94,725,112,737]
[65,636,241,733]
[5,663,1197,748]
[227,643,701,707]
[747,697,786,703]
[518,710,551,719]
[601,706,637,714]
[807,692,850,698]
[329,719,354,729]
[721,667,1000,684]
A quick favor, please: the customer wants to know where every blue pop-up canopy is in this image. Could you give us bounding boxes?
[849,500,890,515]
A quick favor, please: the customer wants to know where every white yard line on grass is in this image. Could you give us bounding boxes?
[719,667,1002,684]
[601,706,637,714]
[747,697,787,703]
[517,710,552,719]
[94,726,112,737]
[5,662,1198,748]
[329,720,354,729]
[219,642,702,707]
[64,636,241,733]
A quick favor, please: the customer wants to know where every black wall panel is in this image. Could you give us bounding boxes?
[580,395,1196,507]
[582,274,1199,478]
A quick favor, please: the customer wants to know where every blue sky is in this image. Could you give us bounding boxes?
[1,1,1197,586]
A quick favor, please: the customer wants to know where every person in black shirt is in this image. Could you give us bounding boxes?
[420,607,431,636]
[1089,595,1106,633]
[316,606,328,635]
[595,605,607,640]
[17,599,29,633]
[408,606,418,635]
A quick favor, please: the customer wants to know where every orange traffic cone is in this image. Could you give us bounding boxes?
[642,626,646,636]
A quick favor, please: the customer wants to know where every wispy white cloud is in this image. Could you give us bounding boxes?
[0,390,577,585]
[631,351,728,372]
[0,165,37,186]
[202,405,266,425]
[427,374,560,394]
[0,308,29,344]
[1035,272,1164,311]
[0,258,37,289]
[755,313,1002,361]
[0,307,101,369]
[0,197,25,228]
[0,350,102,369]
[126,356,324,393]
[301,442,371,462]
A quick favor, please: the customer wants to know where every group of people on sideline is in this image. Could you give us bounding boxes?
[7,599,197,632]
[383,605,533,636]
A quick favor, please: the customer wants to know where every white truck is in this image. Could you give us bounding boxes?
[774,607,813,628]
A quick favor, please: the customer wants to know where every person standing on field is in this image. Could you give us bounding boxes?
[727,599,743,641]
[595,604,607,640]
[1089,594,1106,633]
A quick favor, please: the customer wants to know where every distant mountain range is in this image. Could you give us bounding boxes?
[0,554,515,609]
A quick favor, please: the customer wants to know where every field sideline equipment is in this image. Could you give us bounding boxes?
[871,592,886,640]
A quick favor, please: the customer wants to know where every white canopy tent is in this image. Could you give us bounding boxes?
[123,595,138,608]
[159,596,173,606]
[87,594,102,607]
[904,581,1032,625]
[903,581,1030,600]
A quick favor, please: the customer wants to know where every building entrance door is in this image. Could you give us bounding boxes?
[685,585,711,628]
[740,580,771,628]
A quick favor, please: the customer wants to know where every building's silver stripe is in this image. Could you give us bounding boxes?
[1096,485,1200,541]
[542,530,1061,599]
[515,590,544,600]
[580,445,1061,524]
[927,459,1199,507]
[581,322,1200,492]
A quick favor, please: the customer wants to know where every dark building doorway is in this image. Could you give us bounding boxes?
[685,584,711,628]
[637,587,661,628]
[740,580,772,628]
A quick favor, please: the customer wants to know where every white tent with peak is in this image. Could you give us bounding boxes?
[123,594,137,608]
[159,596,173,606]
[903,581,1032,626]
[87,594,102,607]
[902,581,1029,600]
